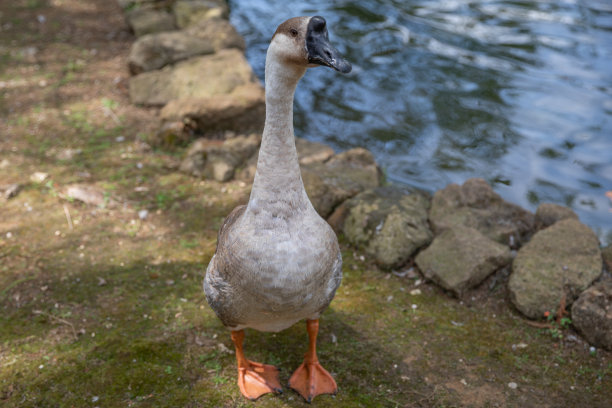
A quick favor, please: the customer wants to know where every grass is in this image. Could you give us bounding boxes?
[0,0,610,407]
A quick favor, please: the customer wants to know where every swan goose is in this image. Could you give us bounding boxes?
[204,15,351,402]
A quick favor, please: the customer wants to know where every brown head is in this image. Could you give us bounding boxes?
[270,16,352,74]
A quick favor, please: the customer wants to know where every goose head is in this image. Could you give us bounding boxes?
[270,16,352,74]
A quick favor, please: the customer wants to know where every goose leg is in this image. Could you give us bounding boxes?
[230,330,282,400]
[288,319,337,402]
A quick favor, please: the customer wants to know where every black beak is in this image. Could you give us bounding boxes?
[306,16,352,74]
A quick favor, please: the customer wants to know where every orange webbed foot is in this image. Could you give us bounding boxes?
[289,360,337,403]
[237,360,282,401]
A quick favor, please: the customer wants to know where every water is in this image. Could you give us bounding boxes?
[229,0,612,245]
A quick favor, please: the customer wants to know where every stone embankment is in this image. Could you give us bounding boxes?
[115,0,612,351]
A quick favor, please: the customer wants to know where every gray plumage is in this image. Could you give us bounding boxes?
[204,16,342,333]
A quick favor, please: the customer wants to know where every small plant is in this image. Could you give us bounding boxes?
[544,311,572,340]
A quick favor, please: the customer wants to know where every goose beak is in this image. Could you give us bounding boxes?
[306,16,352,74]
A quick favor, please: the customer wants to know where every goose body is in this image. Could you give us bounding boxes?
[204,15,351,401]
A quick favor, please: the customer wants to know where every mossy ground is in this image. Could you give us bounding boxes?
[1,1,610,407]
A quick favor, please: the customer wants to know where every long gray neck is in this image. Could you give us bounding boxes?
[247,49,311,216]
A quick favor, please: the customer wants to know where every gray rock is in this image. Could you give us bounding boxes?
[430,178,534,247]
[301,148,382,218]
[343,186,432,269]
[572,278,612,351]
[180,134,261,182]
[508,219,602,319]
[1,183,21,200]
[62,184,116,207]
[130,49,260,107]
[128,19,245,74]
[415,225,512,297]
[295,138,335,165]
[151,121,193,148]
[535,203,578,229]
[159,82,264,135]
[117,0,164,10]
[125,8,175,37]
[172,0,229,28]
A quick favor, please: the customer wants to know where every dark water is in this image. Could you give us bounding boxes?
[229,0,612,245]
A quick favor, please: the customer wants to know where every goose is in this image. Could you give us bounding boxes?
[204,15,351,402]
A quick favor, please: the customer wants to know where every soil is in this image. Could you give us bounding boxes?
[1,1,610,407]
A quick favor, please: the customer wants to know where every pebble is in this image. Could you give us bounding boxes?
[409,288,421,296]
[30,172,49,183]
[6,232,12,239]
[508,382,518,389]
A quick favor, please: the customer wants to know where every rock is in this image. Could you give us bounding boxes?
[535,203,578,229]
[117,0,164,10]
[430,178,534,247]
[179,134,261,182]
[415,225,512,296]
[301,148,382,218]
[62,184,116,207]
[343,186,432,269]
[172,0,229,29]
[130,49,260,107]
[160,82,264,135]
[56,148,82,161]
[30,172,49,183]
[295,138,335,165]
[151,121,194,148]
[1,184,22,200]
[601,245,612,272]
[125,8,175,37]
[508,219,602,319]
[128,19,245,74]
[571,278,612,350]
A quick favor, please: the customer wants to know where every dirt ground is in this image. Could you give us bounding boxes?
[0,1,610,407]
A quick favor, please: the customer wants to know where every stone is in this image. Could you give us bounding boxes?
[172,0,229,29]
[301,148,382,218]
[117,0,163,10]
[343,186,432,269]
[295,138,335,165]
[130,49,260,107]
[601,245,612,272]
[179,134,261,182]
[535,203,578,229]
[1,184,21,200]
[430,178,534,247]
[571,278,612,351]
[128,19,245,74]
[508,219,602,319]
[125,8,175,37]
[160,82,264,134]
[151,121,194,148]
[62,184,116,207]
[415,225,512,297]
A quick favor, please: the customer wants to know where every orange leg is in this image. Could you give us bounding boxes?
[288,319,338,402]
[230,330,282,400]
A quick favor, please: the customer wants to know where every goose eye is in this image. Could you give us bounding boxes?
[290,28,298,37]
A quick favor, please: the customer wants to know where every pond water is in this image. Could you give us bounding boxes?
[229,0,612,245]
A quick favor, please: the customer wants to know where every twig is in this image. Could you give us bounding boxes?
[63,204,73,230]
[525,320,552,329]
[556,292,567,324]
[33,310,78,341]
